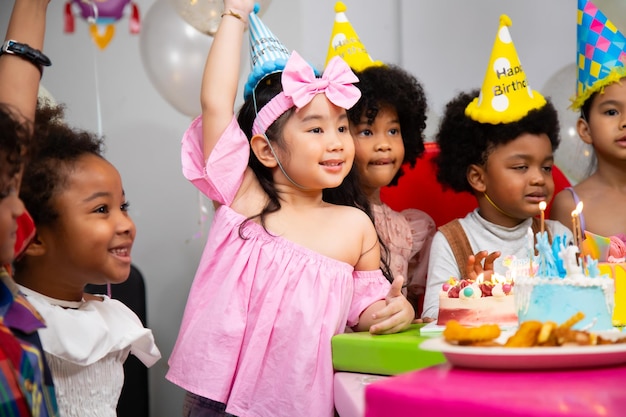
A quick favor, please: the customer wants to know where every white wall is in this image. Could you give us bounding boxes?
[1,0,576,415]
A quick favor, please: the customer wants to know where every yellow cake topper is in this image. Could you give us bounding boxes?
[325,1,382,71]
[465,15,546,124]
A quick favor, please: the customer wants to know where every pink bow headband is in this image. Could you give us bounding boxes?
[251,51,361,136]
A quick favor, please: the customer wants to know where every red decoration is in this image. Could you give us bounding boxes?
[380,142,571,227]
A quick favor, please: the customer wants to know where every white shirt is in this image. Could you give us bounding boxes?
[19,286,161,417]
[422,209,573,319]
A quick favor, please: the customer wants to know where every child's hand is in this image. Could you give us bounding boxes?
[413,317,435,324]
[466,250,500,281]
[369,276,414,335]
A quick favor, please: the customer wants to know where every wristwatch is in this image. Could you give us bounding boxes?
[0,39,52,75]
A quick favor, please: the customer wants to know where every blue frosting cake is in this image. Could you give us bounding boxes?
[515,233,615,331]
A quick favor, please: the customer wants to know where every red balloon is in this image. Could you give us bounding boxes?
[380,142,571,227]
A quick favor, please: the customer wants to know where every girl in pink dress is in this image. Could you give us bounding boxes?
[166,1,414,416]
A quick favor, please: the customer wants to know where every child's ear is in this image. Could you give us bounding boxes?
[250,134,278,168]
[576,117,593,145]
[467,163,487,193]
[22,234,46,257]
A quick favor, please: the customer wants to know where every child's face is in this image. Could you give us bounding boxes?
[349,106,404,196]
[477,133,554,225]
[578,80,626,160]
[40,154,135,285]
[0,171,25,265]
[277,94,355,190]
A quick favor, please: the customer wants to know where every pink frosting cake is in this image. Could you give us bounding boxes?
[437,274,517,327]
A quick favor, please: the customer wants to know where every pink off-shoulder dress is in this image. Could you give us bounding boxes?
[166,116,391,417]
[371,204,435,311]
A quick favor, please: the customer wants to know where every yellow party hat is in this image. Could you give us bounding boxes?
[325,1,382,71]
[465,15,546,124]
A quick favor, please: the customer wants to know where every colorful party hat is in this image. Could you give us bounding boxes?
[244,4,291,99]
[325,1,382,71]
[572,0,626,110]
[465,15,546,124]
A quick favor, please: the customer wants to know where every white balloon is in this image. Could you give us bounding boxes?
[542,63,594,185]
[169,0,273,36]
[38,84,56,105]
[139,0,213,118]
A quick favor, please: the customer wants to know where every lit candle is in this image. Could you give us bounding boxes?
[571,201,584,248]
[539,201,547,234]
[527,227,534,277]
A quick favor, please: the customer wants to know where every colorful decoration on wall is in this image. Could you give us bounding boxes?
[64,0,141,50]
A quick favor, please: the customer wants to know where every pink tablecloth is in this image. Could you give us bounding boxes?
[334,373,387,417]
[365,363,626,417]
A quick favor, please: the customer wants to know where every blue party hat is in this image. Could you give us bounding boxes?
[244,4,291,99]
[572,0,626,110]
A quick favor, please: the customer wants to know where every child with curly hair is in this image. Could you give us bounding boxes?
[346,65,435,315]
[14,103,161,417]
[421,16,572,321]
[324,4,435,316]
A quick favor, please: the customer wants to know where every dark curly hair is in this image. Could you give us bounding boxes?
[347,64,428,186]
[434,89,560,193]
[0,103,31,193]
[19,103,105,227]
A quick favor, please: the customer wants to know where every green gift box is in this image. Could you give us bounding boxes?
[331,324,446,375]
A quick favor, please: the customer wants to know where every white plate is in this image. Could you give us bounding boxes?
[420,335,626,370]
[419,321,518,335]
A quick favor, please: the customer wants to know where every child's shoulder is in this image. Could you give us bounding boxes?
[329,203,374,224]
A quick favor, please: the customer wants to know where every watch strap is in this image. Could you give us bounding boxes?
[0,39,52,76]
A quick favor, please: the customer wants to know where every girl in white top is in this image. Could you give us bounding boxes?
[14,104,161,417]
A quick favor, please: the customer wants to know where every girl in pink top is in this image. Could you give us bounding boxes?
[347,65,436,316]
[166,1,414,416]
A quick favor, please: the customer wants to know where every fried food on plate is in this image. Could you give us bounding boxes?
[442,320,501,345]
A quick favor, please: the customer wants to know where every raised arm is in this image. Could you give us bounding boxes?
[201,0,254,160]
[0,0,50,126]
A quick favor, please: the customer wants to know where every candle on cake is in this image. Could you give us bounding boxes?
[571,201,583,248]
[539,201,546,234]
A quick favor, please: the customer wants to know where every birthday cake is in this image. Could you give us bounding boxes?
[515,233,615,331]
[582,232,626,326]
[437,274,518,327]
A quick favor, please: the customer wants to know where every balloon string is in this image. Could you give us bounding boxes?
[91,41,108,297]
[187,190,210,243]
[91,43,104,137]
